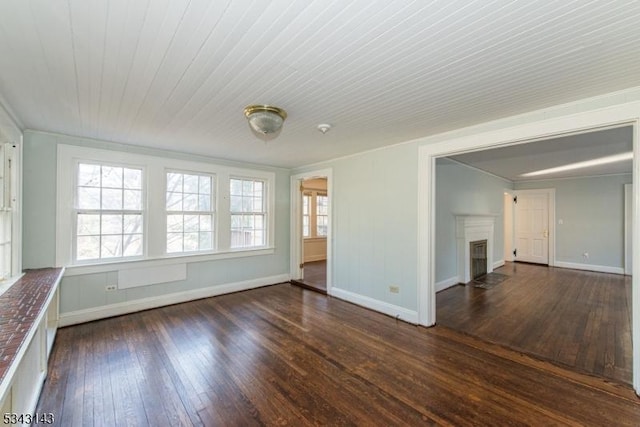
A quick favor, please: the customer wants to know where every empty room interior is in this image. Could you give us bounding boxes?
[2,1,640,425]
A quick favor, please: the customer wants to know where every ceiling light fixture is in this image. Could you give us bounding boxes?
[317,124,332,134]
[244,105,287,137]
[520,152,633,177]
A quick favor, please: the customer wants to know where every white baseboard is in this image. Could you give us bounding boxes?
[329,287,418,324]
[59,273,290,327]
[554,261,624,275]
[436,276,461,292]
[493,259,505,269]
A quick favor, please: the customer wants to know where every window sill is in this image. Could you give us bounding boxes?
[0,273,25,298]
[64,247,276,276]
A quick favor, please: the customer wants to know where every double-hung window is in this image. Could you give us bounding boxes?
[166,171,215,253]
[230,178,266,248]
[58,144,275,268]
[75,163,144,261]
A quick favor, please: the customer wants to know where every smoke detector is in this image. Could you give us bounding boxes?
[317,124,332,134]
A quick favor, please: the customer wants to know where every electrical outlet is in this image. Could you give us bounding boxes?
[583,252,589,259]
[105,285,117,291]
[389,285,399,294]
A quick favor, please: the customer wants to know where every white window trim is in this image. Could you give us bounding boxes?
[57,144,275,273]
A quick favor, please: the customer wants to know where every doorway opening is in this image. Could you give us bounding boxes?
[290,169,332,295]
[424,118,637,390]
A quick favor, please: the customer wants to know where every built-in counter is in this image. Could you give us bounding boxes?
[0,268,63,420]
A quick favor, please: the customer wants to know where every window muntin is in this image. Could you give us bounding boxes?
[230,178,266,248]
[166,171,215,253]
[75,163,144,261]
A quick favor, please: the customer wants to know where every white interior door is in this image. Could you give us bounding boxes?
[514,191,549,264]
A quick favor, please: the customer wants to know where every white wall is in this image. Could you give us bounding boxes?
[294,142,419,318]
[516,174,631,270]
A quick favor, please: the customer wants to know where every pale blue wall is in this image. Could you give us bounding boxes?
[515,174,631,268]
[23,131,290,315]
[295,143,419,311]
[435,159,512,283]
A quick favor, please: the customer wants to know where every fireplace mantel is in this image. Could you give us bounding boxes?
[454,214,496,283]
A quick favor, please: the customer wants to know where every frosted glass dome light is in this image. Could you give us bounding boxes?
[244,105,287,136]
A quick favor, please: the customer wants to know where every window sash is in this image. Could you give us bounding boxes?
[165,171,216,254]
[73,162,145,262]
[230,178,267,248]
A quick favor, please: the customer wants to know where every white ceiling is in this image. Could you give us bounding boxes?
[447,126,633,182]
[1,1,640,168]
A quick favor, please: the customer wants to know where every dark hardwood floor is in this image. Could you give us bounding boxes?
[37,282,640,426]
[292,260,326,294]
[437,261,632,385]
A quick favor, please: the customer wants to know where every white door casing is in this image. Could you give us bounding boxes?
[514,190,550,264]
[625,183,633,276]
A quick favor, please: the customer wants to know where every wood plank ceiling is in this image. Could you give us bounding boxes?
[0,1,639,168]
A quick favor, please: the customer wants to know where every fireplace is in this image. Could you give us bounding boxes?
[470,239,488,279]
[455,214,496,283]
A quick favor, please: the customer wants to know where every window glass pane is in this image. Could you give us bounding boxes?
[183,194,198,211]
[167,233,183,253]
[122,234,142,256]
[184,232,199,251]
[78,164,101,187]
[254,181,263,196]
[242,197,252,212]
[77,214,100,236]
[200,215,212,231]
[184,214,199,232]
[242,180,253,194]
[166,192,183,211]
[124,189,142,210]
[102,214,123,235]
[199,232,212,249]
[230,179,242,196]
[167,214,183,232]
[77,236,100,260]
[167,173,182,192]
[123,214,142,234]
[102,166,123,188]
[101,235,123,258]
[199,176,211,194]
[123,168,142,189]
[102,188,123,210]
[78,187,100,209]
[199,195,211,211]
[183,174,199,193]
